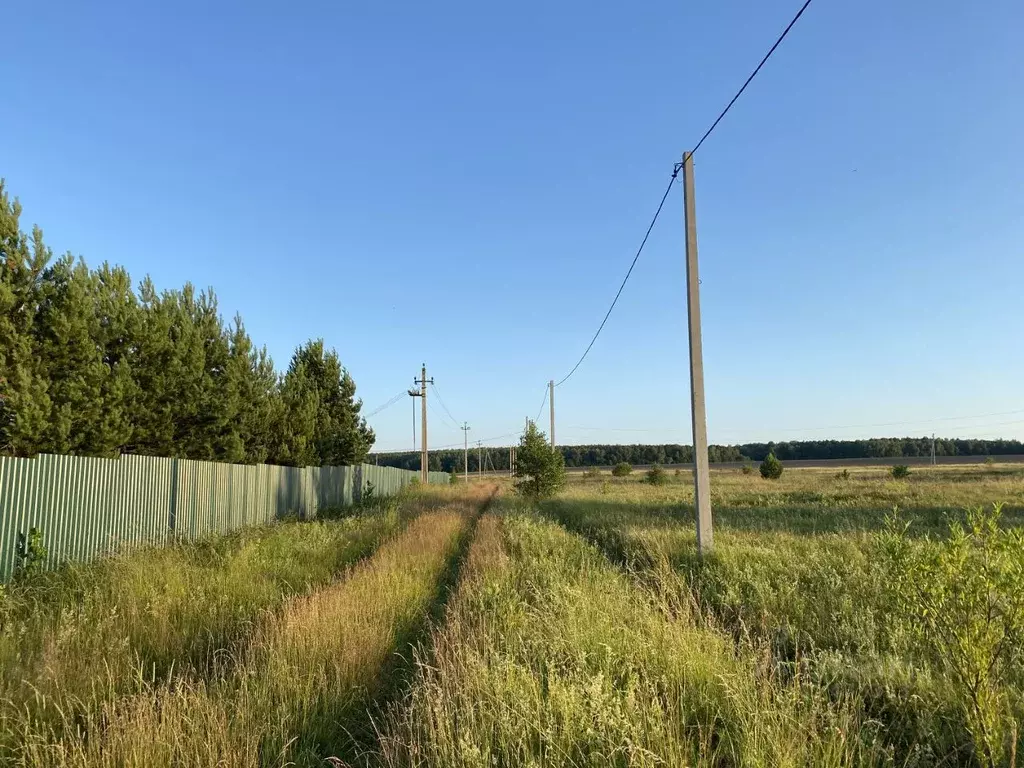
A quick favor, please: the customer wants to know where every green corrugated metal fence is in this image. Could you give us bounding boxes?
[0,454,448,581]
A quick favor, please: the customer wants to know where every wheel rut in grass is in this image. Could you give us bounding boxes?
[0,508,405,763]
[299,484,498,767]
[5,486,493,768]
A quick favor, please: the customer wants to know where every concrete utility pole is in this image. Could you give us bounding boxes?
[932,433,936,466]
[549,380,556,448]
[683,151,713,554]
[477,441,483,476]
[461,422,471,481]
[410,364,434,483]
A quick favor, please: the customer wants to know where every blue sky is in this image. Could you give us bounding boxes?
[4,0,1022,452]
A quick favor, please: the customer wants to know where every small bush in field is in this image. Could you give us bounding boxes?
[741,464,753,475]
[891,465,910,480]
[835,468,850,480]
[674,468,682,477]
[984,456,995,466]
[582,467,602,481]
[449,470,459,485]
[611,462,632,477]
[600,480,610,495]
[759,453,783,480]
[645,465,668,486]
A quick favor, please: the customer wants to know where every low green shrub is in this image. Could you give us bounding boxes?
[645,465,668,486]
[891,465,910,480]
[611,462,632,477]
[759,453,783,480]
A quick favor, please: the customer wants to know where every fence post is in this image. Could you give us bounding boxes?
[353,465,363,505]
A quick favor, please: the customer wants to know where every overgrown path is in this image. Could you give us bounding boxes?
[3,485,496,767]
[375,498,864,767]
[1,508,404,762]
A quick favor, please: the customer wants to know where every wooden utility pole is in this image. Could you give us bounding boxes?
[549,380,556,448]
[461,422,471,481]
[683,152,713,554]
[411,364,433,483]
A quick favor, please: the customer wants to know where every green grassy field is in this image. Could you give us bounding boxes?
[1,465,1021,766]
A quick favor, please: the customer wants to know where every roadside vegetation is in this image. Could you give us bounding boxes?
[380,504,869,767]
[544,464,1024,765]
[0,485,479,766]
[4,465,1022,766]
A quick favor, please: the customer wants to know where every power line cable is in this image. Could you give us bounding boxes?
[691,0,815,155]
[430,382,460,426]
[427,398,460,431]
[431,432,520,451]
[534,386,549,423]
[547,0,816,391]
[554,164,681,388]
[365,391,408,419]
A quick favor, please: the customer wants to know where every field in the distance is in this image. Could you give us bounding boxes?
[1,464,1021,766]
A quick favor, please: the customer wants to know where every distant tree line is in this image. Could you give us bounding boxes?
[0,180,372,466]
[371,436,1024,472]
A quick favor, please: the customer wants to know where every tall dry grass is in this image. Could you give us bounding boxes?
[10,498,477,767]
[380,503,872,767]
[1,485,483,766]
[546,467,1024,765]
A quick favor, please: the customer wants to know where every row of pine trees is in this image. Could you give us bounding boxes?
[0,180,374,466]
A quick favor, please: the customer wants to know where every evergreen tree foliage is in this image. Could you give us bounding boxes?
[0,184,50,455]
[513,421,565,499]
[759,452,784,480]
[275,341,374,467]
[0,179,374,466]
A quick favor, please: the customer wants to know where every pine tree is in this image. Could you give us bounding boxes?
[272,341,374,467]
[225,316,280,464]
[513,421,565,499]
[34,256,134,456]
[0,184,51,455]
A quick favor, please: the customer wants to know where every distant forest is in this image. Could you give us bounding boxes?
[371,437,1024,473]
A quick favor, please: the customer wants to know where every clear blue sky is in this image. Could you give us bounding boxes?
[4,0,1022,452]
